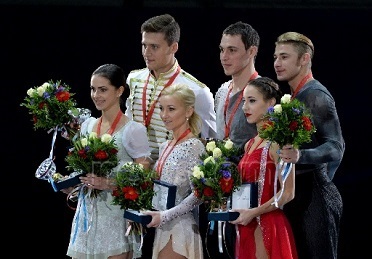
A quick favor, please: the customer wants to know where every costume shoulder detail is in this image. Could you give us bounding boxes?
[180,70,206,88]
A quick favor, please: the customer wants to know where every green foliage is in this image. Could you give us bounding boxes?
[112,162,157,211]
[190,139,242,212]
[258,95,316,148]
[65,132,119,197]
[20,79,77,131]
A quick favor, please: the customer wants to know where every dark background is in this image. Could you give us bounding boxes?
[3,1,370,258]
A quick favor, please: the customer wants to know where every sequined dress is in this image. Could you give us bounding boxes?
[235,142,298,259]
[152,138,205,259]
[66,117,151,259]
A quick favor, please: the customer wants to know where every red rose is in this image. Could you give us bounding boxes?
[203,187,215,197]
[94,150,108,160]
[289,121,298,131]
[110,148,118,154]
[112,188,120,197]
[219,178,234,193]
[194,189,200,198]
[78,149,87,159]
[38,102,47,109]
[302,116,313,131]
[140,181,152,190]
[123,186,139,201]
[55,91,70,102]
[262,120,274,130]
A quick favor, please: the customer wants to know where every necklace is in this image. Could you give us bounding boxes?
[291,72,313,99]
[97,110,122,137]
[223,71,258,139]
[141,65,181,128]
[156,128,191,177]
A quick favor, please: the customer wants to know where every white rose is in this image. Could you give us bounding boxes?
[36,85,46,96]
[101,133,112,143]
[26,88,35,97]
[204,156,215,164]
[213,148,222,158]
[281,94,291,104]
[206,141,216,152]
[273,104,282,114]
[192,166,204,179]
[89,132,97,139]
[224,139,234,150]
[80,138,88,147]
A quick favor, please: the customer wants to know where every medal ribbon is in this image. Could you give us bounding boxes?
[291,72,313,99]
[156,128,191,176]
[142,65,181,127]
[224,71,258,138]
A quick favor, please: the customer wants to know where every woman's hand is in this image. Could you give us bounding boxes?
[278,144,300,163]
[79,173,115,190]
[60,186,74,194]
[142,210,161,228]
[229,208,256,226]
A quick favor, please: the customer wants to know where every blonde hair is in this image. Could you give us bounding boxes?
[160,83,202,136]
[276,31,314,59]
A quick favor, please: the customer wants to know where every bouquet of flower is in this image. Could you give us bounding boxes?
[112,162,157,211]
[258,94,316,148]
[20,79,78,131]
[65,132,119,197]
[112,162,157,236]
[190,139,242,212]
[258,94,316,207]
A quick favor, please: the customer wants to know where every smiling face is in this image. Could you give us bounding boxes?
[274,43,307,83]
[158,94,192,134]
[90,75,122,112]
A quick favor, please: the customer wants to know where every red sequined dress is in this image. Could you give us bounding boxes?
[235,142,298,259]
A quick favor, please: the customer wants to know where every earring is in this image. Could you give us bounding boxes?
[186,117,189,121]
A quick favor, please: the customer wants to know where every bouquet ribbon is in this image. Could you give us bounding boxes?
[125,222,145,251]
[35,126,59,181]
[206,218,234,258]
[72,185,94,244]
[271,159,292,208]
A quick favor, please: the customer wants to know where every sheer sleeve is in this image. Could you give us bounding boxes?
[121,121,151,159]
[159,193,202,227]
[158,139,205,227]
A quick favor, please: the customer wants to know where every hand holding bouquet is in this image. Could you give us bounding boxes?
[65,132,119,198]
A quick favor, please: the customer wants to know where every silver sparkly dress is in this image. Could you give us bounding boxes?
[66,117,151,259]
[152,138,205,259]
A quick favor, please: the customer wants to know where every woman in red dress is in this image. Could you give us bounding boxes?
[230,77,298,259]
